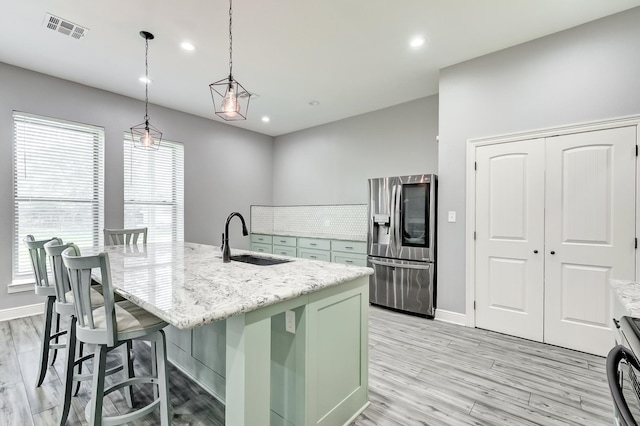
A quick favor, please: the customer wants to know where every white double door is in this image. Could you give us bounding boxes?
[475,126,636,356]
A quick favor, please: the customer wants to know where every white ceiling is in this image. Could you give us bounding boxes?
[2,1,640,137]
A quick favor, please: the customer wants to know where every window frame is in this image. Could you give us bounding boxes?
[12,111,105,287]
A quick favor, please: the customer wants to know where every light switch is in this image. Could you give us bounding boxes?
[448,211,456,223]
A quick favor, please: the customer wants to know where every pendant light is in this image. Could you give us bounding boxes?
[209,0,251,121]
[130,31,162,150]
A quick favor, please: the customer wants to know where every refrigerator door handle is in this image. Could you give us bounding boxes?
[390,183,402,251]
[369,258,432,270]
[389,184,398,249]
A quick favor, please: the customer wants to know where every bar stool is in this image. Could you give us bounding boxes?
[44,240,134,426]
[104,227,148,246]
[62,244,170,425]
[24,235,66,387]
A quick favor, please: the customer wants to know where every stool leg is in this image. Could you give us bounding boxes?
[36,296,55,387]
[151,341,158,399]
[50,312,61,365]
[60,316,77,426]
[122,341,135,408]
[73,341,83,396]
[88,345,108,426]
[155,330,170,426]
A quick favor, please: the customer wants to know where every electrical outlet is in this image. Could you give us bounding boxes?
[285,310,296,334]
[448,211,456,223]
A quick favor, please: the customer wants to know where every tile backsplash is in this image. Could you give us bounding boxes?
[251,205,368,241]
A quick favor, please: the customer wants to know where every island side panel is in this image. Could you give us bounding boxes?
[306,276,369,426]
[165,323,227,403]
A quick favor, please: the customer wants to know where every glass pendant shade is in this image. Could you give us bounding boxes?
[131,120,162,150]
[210,77,250,121]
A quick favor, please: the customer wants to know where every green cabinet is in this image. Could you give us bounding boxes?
[251,234,274,253]
[330,240,367,266]
[272,236,297,257]
[250,233,368,267]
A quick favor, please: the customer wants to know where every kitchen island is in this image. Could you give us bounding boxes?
[86,242,373,426]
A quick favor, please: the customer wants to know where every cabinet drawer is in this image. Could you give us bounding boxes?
[298,238,330,251]
[273,246,296,257]
[331,240,367,254]
[251,234,273,244]
[272,236,296,247]
[331,252,367,267]
[298,248,331,262]
[251,243,273,253]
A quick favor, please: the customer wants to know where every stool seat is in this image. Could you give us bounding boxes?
[35,284,57,297]
[94,300,166,339]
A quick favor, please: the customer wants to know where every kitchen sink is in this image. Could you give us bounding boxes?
[230,254,293,266]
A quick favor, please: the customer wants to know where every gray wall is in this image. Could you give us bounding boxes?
[0,62,273,310]
[438,7,640,314]
[272,96,439,205]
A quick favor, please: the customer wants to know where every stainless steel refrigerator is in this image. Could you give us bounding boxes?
[367,174,437,317]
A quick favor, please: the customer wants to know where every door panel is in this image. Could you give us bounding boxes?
[475,139,545,341]
[544,126,636,356]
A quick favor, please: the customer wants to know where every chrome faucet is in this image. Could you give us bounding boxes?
[221,212,249,263]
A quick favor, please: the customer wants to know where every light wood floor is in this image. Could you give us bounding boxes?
[0,306,612,425]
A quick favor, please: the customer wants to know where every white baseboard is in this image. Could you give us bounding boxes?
[0,303,44,322]
[435,308,466,326]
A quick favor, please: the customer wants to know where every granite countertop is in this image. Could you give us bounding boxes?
[259,231,367,242]
[610,279,640,317]
[82,242,373,329]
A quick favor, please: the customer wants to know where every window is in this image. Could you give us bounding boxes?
[124,135,184,243]
[13,112,104,280]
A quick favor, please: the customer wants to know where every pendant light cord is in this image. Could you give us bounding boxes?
[228,0,233,80]
[144,36,150,123]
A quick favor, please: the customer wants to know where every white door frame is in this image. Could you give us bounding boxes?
[465,114,640,328]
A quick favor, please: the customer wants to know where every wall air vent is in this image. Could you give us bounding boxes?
[43,13,88,40]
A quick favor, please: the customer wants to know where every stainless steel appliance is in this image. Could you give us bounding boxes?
[367,174,437,317]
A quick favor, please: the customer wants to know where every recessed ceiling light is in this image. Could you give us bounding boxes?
[180,41,195,51]
[308,100,320,106]
[262,116,270,123]
[139,76,151,84]
[410,37,425,48]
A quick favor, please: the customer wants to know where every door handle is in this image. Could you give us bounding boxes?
[369,258,432,270]
[550,251,556,255]
[533,250,538,254]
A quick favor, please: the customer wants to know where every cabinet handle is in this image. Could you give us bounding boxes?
[345,260,353,263]
[550,251,556,255]
[310,255,317,258]
[310,243,317,246]
[280,240,286,243]
[345,246,353,249]
[533,250,538,254]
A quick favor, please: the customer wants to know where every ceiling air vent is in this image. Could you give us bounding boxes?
[43,13,88,40]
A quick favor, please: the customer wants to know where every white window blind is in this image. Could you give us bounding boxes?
[13,111,104,280]
[124,135,184,243]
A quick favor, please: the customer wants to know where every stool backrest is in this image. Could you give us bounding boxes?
[44,239,74,305]
[62,245,118,347]
[104,227,148,246]
[24,235,61,290]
